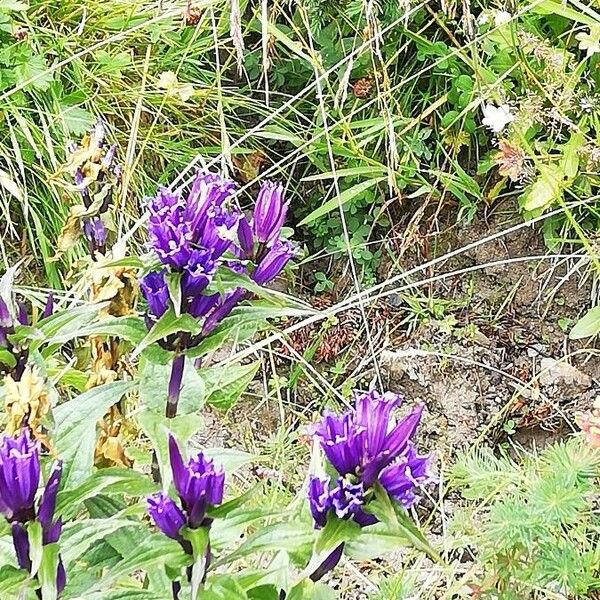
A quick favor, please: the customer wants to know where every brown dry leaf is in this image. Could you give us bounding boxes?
[95,412,132,468]
[4,366,50,439]
[52,205,87,259]
[494,139,525,182]
[233,151,266,183]
[90,254,138,317]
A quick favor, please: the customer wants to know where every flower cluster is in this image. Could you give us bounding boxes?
[140,172,296,349]
[308,389,432,529]
[0,431,65,596]
[0,293,53,381]
[147,434,224,544]
[70,120,120,255]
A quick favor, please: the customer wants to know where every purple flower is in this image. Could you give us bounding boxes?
[140,270,170,319]
[309,390,432,527]
[0,431,40,523]
[308,476,370,529]
[0,433,66,596]
[147,492,186,540]
[42,294,54,320]
[252,240,296,285]
[168,435,224,528]
[253,181,288,246]
[379,444,432,509]
[146,172,237,271]
[313,390,424,486]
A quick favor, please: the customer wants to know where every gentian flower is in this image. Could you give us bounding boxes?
[306,389,432,581]
[147,435,224,585]
[252,181,289,246]
[252,239,297,285]
[0,431,66,596]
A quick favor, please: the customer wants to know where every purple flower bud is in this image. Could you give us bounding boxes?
[16,302,28,326]
[252,240,296,285]
[101,144,117,170]
[140,270,170,319]
[168,435,224,528]
[11,522,30,571]
[188,293,220,320]
[0,298,12,328]
[147,492,186,540]
[56,559,66,596]
[0,431,40,522]
[309,544,343,583]
[42,294,54,320]
[253,181,288,246]
[237,216,254,258]
[38,463,62,544]
[201,289,245,336]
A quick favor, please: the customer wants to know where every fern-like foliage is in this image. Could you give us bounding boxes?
[452,437,600,597]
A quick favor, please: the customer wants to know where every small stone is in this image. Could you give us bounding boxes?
[539,358,592,389]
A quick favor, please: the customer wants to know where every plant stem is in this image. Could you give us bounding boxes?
[165,353,185,419]
[171,581,181,599]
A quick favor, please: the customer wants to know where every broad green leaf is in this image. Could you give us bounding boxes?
[198,574,249,599]
[57,468,157,518]
[0,348,16,369]
[14,54,53,90]
[61,106,94,135]
[220,521,313,566]
[534,0,599,26]
[84,535,184,593]
[139,356,205,414]
[570,305,600,339]
[521,165,564,212]
[53,381,136,488]
[201,361,260,410]
[61,518,140,569]
[298,177,386,226]
[287,580,336,600]
[314,514,359,555]
[0,565,33,597]
[38,543,60,600]
[137,409,203,484]
[27,521,43,577]
[132,308,201,357]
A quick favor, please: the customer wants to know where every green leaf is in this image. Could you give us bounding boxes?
[38,543,60,600]
[570,305,600,339]
[61,518,139,569]
[0,348,16,369]
[314,514,359,555]
[298,177,386,226]
[220,521,313,566]
[137,409,203,484]
[27,521,43,577]
[84,535,185,593]
[201,361,260,410]
[287,580,336,600]
[132,308,201,358]
[53,381,136,488]
[0,565,32,597]
[61,106,94,135]
[14,54,53,90]
[139,356,205,415]
[0,1,29,11]
[57,468,157,518]
[521,165,564,212]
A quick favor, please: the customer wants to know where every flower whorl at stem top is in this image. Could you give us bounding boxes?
[140,173,297,346]
[308,390,432,529]
[0,430,66,596]
[147,435,225,543]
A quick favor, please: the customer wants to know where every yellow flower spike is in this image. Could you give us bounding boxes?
[4,366,50,438]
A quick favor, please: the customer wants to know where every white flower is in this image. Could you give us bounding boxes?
[494,10,512,26]
[482,103,514,133]
[576,26,600,57]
